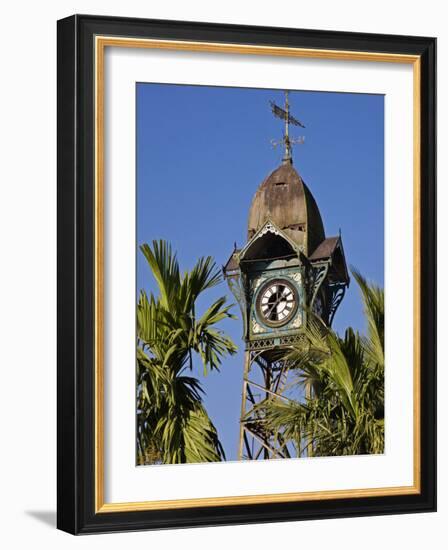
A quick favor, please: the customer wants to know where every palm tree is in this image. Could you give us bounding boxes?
[136,240,237,465]
[258,269,384,457]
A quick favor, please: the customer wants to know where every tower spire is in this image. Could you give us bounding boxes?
[284,91,292,164]
[270,91,305,165]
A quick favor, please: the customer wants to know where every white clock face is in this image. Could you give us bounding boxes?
[256,279,298,327]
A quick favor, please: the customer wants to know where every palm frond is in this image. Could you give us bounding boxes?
[140,240,180,310]
[351,267,384,368]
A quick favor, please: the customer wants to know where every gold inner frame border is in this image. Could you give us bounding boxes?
[94,35,421,513]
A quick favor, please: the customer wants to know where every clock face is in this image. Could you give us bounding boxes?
[256,279,298,327]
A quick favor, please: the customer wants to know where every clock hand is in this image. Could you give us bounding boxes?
[265,300,278,319]
[265,291,284,319]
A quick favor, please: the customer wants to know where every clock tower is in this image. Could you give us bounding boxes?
[224,92,349,460]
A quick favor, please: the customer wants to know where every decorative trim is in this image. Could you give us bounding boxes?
[252,319,265,334]
[239,219,300,261]
[289,272,303,285]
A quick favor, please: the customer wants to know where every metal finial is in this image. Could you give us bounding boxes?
[269,91,305,164]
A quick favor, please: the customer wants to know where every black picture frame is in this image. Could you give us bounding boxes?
[57,14,436,534]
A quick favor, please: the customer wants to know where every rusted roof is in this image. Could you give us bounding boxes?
[223,249,240,276]
[247,162,325,256]
[309,237,339,261]
[309,236,350,284]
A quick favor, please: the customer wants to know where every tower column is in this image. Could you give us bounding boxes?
[224,91,349,461]
[237,349,294,460]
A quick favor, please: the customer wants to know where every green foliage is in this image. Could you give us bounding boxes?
[136,240,237,465]
[258,269,385,457]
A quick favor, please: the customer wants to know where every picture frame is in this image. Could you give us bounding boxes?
[57,14,436,534]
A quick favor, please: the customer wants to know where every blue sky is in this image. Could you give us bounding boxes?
[136,83,384,461]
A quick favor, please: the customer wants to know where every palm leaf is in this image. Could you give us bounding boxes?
[136,240,237,464]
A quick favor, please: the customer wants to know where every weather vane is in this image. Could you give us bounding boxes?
[270,90,305,164]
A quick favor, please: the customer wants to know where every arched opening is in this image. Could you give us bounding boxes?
[240,232,297,263]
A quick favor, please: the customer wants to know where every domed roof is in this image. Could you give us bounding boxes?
[247,162,325,256]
